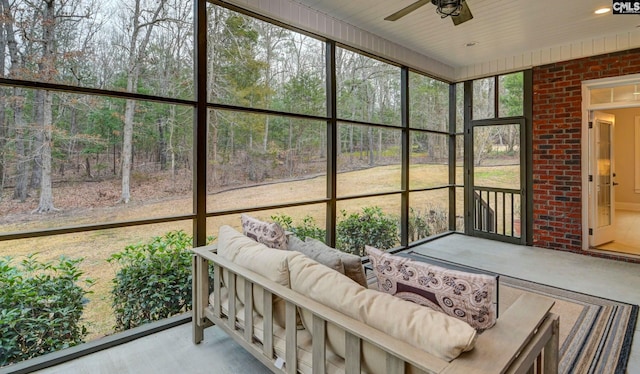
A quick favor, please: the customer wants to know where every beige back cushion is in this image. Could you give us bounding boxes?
[217,225,302,328]
[288,254,477,364]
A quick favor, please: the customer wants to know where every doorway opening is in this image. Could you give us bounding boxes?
[582,75,640,257]
[467,118,525,244]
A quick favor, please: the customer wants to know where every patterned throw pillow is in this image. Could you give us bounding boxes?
[365,245,496,331]
[240,214,288,250]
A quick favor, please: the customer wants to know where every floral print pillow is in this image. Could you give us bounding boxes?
[366,245,496,331]
[240,214,288,250]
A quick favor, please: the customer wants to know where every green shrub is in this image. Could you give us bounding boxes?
[0,255,92,367]
[336,206,398,256]
[408,205,449,241]
[108,230,213,331]
[271,214,326,242]
[408,207,430,242]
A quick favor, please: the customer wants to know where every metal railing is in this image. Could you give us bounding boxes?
[473,187,521,238]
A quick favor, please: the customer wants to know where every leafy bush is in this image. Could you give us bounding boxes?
[408,207,430,242]
[271,214,326,242]
[108,230,213,331]
[336,206,398,256]
[0,255,92,367]
[408,205,449,242]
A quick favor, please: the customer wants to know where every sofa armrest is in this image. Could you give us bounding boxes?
[191,244,218,344]
[443,294,558,373]
[192,244,218,256]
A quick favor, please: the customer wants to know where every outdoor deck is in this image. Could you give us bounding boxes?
[25,234,640,374]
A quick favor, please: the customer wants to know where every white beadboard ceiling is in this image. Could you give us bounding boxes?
[226,0,640,81]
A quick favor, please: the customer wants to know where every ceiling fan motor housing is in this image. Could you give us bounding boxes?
[432,0,462,17]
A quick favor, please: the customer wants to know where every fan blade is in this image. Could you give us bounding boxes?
[384,0,432,21]
[452,0,473,25]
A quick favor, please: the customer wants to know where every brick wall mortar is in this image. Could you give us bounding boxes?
[533,48,640,263]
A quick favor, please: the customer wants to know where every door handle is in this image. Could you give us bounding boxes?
[613,182,619,186]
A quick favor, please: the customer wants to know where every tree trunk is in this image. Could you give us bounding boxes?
[31,90,44,190]
[120,0,167,204]
[207,110,218,183]
[288,120,293,176]
[0,22,6,199]
[34,90,57,213]
[168,106,176,178]
[12,87,28,201]
[2,0,28,201]
[368,126,374,166]
[121,97,135,203]
[67,102,78,159]
[378,129,382,163]
[85,156,92,179]
[0,89,5,198]
[158,117,166,170]
[34,0,58,213]
[263,116,269,151]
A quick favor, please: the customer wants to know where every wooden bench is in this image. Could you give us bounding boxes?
[192,244,559,374]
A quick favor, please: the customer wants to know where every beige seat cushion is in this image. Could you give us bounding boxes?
[210,290,345,374]
[287,254,477,364]
[216,225,303,328]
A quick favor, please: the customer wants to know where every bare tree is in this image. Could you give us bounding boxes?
[117,0,168,203]
[157,1,191,176]
[0,3,7,200]
[206,5,224,185]
[29,0,95,213]
[1,0,30,202]
[30,0,58,213]
[256,22,287,152]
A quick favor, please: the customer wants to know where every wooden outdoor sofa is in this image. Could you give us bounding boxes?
[192,226,560,374]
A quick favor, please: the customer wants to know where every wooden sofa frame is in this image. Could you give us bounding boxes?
[192,245,560,374]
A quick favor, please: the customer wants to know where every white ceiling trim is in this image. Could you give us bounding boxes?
[456,30,640,81]
[221,0,457,81]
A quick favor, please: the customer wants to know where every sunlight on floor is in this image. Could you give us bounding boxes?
[597,210,640,255]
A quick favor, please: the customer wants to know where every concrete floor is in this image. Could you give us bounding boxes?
[27,234,640,374]
[30,323,271,374]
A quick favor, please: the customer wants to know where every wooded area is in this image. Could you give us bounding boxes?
[0,0,521,222]
[0,0,525,353]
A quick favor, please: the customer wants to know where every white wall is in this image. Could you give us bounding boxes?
[606,108,640,209]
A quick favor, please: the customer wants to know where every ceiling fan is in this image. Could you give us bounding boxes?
[384,0,473,26]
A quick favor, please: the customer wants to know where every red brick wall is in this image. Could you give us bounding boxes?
[532,48,640,258]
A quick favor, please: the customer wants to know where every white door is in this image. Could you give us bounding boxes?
[590,111,616,246]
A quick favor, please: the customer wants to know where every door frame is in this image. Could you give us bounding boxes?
[590,111,616,246]
[581,73,640,251]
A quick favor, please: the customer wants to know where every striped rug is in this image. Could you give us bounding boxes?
[501,277,638,374]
